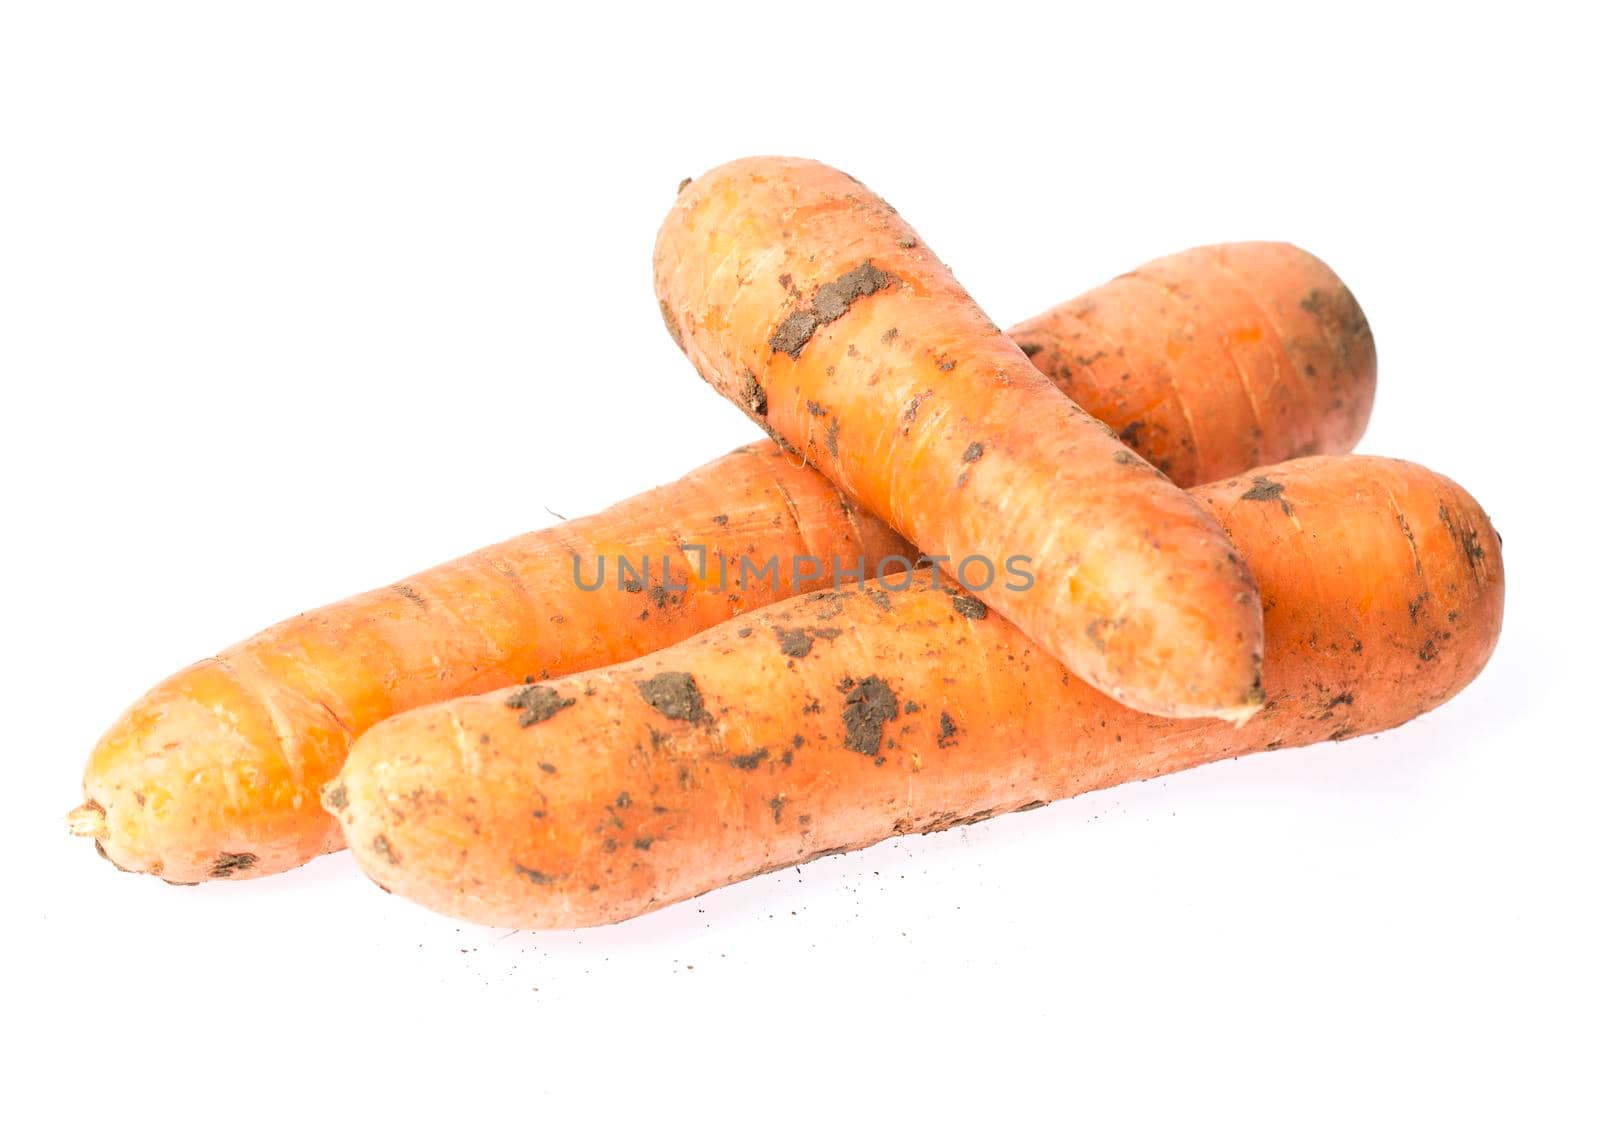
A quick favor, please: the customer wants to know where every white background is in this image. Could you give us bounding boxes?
[4,3,1596,1133]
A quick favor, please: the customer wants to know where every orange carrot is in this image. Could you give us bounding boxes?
[656,157,1264,719]
[72,243,1373,883]
[70,443,896,882]
[330,456,1502,930]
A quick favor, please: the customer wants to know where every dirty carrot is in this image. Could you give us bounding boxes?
[329,456,1502,930]
[656,156,1264,720]
[72,242,1373,883]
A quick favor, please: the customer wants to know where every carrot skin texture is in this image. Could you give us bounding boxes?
[332,456,1503,930]
[655,157,1264,719]
[77,242,1374,883]
[1009,242,1376,486]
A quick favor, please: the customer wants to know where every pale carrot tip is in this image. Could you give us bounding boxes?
[67,801,108,840]
[1214,704,1262,728]
[1214,684,1267,727]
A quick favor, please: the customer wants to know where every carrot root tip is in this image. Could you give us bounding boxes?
[1215,699,1266,728]
[68,801,108,840]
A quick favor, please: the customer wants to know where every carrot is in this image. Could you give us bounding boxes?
[656,156,1265,720]
[328,456,1502,930]
[70,443,899,882]
[71,242,1374,883]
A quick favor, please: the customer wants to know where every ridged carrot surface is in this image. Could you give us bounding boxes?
[655,157,1265,719]
[1009,241,1374,485]
[74,243,1374,883]
[331,456,1501,929]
